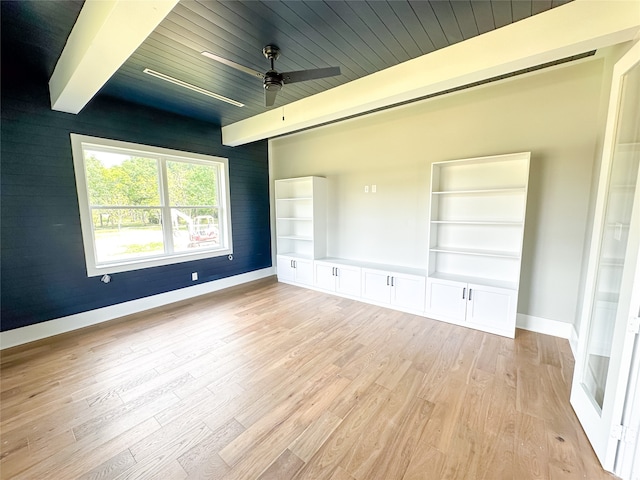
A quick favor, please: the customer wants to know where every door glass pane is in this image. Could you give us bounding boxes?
[582,61,640,410]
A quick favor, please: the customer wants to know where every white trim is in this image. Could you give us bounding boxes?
[49,0,178,114]
[69,133,234,276]
[516,313,574,339]
[569,325,580,359]
[0,267,275,350]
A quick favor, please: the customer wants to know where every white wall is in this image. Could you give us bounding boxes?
[270,58,606,326]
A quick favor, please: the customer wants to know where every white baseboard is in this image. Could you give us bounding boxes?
[516,313,575,339]
[569,325,580,358]
[1,267,276,350]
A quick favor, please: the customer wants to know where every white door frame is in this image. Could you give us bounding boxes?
[570,38,640,475]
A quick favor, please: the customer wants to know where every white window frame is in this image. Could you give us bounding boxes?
[70,133,233,276]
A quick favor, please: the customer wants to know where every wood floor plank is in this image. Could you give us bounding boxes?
[76,448,136,480]
[0,278,616,480]
[288,410,343,462]
[177,418,245,476]
[256,448,305,480]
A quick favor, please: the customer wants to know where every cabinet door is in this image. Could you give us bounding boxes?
[294,258,314,286]
[314,263,336,292]
[276,256,295,282]
[335,265,361,297]
[466,283,517,335]
[391,274,426,311]
[361,269,391,304]
[425,278,466,322]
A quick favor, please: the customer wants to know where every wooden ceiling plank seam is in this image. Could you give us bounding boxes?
[430,1,465,45]
[313,0,390,69]
[367,1,422,58]
[450,1,481,40]
[282,1,381,74]
[490,0,513,29]
[254,0,368,78]
[407,1,450,51]
[344,1,411,63]
[512,1,534,23]
[531,0,553,16]
[470,1,497,35]
[323,1,400,66]
[387,1,436,55]
[175,2,270,71]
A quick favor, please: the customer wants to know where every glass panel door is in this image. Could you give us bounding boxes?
[571,40,640,474]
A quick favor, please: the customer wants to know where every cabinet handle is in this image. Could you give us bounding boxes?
[386,276,390,286]
[462,287,466,300]
[469,289,473,301]
[291,260,294,268]
[335,268,338,277]
[391,276,394,287]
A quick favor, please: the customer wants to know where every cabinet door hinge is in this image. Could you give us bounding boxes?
[629,316,640,335]
[611,424,637,443]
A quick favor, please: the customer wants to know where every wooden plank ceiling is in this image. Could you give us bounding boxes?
[4,0,572,127]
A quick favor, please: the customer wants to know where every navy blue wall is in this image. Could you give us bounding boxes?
[1,63,271,332]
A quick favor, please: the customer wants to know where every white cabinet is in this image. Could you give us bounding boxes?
[426,152,530,337]
[314,260,361,297]
[426,277,517,337]
[362,268,426,313]
[277,255,313,286]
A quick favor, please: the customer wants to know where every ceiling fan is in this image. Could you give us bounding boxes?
[202,45,341,107]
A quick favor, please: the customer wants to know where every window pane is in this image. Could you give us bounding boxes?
[171,208,220,252]
[84,150,160,206]
[92,208,164,263]
[166,161,218,206]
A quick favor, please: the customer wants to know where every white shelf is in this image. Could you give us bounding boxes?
[432,187,525,195]
[276,197,313,201]
[318,257,427,277]
[277,252,314,260]
[430,246,520,259]
[431,220,523,226]
[277,235,313,241]
[429,272,517,290]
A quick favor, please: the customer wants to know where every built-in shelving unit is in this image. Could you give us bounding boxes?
[426,152,531,337]
[275,176,327,260]
[274,154,531,338]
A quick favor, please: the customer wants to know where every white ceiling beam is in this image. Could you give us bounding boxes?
[222,0,640,147]
[49,0,178,114]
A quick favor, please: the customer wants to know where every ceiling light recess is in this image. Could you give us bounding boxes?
[143,68,244,107]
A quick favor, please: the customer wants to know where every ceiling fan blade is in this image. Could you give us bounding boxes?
[201,51,264,79]
[265,87,278,107]
[281,66,341,84]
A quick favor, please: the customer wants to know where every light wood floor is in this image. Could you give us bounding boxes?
[1,277,616,480]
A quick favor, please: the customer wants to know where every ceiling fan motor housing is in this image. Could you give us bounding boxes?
[264,71,283,91]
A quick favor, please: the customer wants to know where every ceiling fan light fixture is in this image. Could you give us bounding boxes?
[143,68,244,108]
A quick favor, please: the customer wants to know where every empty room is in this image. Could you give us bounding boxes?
[1,1,640,479]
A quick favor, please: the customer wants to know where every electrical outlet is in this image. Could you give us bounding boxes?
[191,272,198,281]
[364,185,369,193]
[372,184,377,193]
